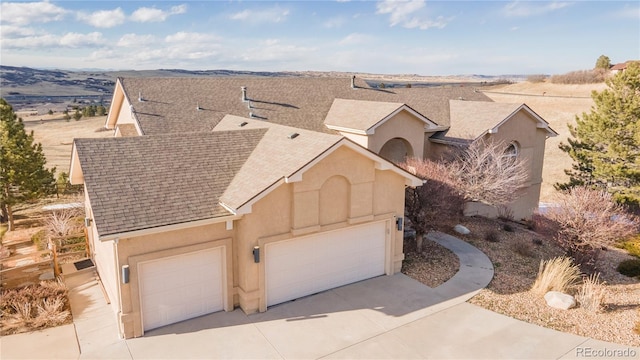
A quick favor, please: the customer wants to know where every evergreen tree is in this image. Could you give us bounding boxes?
[595,55,611,70]
[557,62,640,205]
[1,99,56,231]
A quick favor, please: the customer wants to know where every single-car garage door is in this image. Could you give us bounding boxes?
[139,247,225,331]
[266,221,387,307]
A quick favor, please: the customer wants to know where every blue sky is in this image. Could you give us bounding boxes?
[1,1,638,75]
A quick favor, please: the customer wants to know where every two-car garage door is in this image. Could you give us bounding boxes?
[138,247,225,332]
[265,221,387,307]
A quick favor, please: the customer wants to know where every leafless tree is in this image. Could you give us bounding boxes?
[453,138,530,206]
[544,186,638,270]
[400,158,464,252]
[45,207,83,243]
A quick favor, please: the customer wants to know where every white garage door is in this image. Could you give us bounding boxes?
[139,247,225,331]
[266,221,387,307]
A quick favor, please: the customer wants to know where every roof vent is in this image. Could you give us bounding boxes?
[249,112,255,118]
[288,132,300,139]
[138,92,144,102]
[458,97,465,100]
[247,100,252,109]
[196,102,202,111]
[239,121,248,127]
[241,86,248,102]
[351,75,356,89]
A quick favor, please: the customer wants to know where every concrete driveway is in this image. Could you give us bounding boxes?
[3,232,638,359]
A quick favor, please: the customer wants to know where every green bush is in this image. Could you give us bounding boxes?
[31,230,47,250]
[617,237,640,258]
[617,259,640,278]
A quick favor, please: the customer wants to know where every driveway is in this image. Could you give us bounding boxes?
[2,232,638,359]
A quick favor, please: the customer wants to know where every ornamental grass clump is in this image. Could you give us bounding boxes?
[576,273,606,312]
[531,256,581,295]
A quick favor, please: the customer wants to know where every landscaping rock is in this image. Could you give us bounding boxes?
[454,224,471,235]
[544,291,576,310]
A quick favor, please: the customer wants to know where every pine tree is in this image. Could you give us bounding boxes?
[0,99,56,231]
[557,62,640,205]
[595,55,611,70]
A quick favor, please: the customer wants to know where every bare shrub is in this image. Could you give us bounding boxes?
[484,229,500,242]
[527,74,547,83]
[576,273,606,312]
[544,186,638,270]
[513,241,534,257]
[531,257,581,295]
[400,158,465,251]
[550,68,608,84]
[45,208,83,240]
[497,205,514,221]
[34,298,69,327]
[453,138,530,207]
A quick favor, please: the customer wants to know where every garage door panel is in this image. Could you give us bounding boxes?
[266,222,387,307]
[139,247,225,332]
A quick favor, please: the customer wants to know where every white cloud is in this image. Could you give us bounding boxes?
[239,39,316,63]
[165,31,218,43]
[0,1,68,25]
[229,6,290,24]
[324,16,346,28]
[1,31,103,49]
[502,1,572,17]
[130,4,187,23]
[338,33,372,46]
[376,0,452,29]
[117,33,156,47]
[0,24,38,37]
[59,32,104,47]
[78,8,126,28]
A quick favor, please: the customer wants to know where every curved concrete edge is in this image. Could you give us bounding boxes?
[426,231,494,303]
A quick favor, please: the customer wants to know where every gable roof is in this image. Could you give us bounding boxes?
[212,115,343,212]
[324,99,440,135]
[213,115,422,214]
[72,129,266,237]
[113,77,492,135]
[438,100,558,141]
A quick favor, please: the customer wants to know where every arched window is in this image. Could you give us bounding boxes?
[503,142,519,160]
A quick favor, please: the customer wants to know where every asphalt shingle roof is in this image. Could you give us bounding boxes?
[445,100,523,140]
[119,77,492,135]
[213,115,343,210]
[324,99,405,132]
[74,129,266,236]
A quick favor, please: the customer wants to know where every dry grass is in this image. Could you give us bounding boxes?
[531,257,581,295]
[1,278,72,335]
[483,82,607,202]
[405,216,640,347]
[577,273,606,313]
[22,115,112,173]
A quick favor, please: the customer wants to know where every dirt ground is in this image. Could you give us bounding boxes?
[21,115,113,173]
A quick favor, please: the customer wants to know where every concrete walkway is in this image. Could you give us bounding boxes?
[2,232,638,359]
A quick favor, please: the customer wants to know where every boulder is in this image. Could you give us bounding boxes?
[544,291,576,310]
[454,224,471,235]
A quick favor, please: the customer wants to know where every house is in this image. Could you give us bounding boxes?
[610,60,639,74]
[69,76,556,338]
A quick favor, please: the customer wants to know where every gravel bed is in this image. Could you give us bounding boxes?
[403,216,640,347]
[402,236,459,288]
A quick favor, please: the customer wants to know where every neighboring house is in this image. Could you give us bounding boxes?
[610,60,639,74]
[69,76,556,338]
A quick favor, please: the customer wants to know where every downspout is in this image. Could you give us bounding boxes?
[113,238,125,339]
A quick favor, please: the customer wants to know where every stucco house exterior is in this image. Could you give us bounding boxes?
[69,76,556,338]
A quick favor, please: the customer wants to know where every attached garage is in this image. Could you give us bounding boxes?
[138,247,226,331]
[265,221,388,307]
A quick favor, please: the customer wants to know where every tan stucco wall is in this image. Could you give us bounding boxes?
[235,145,407,313]
[85,144,409,338]
[112,222,234,338]
[369,110,426,161]
[427,110,550,220]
